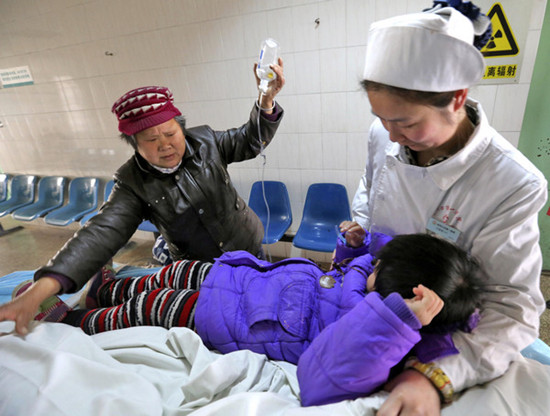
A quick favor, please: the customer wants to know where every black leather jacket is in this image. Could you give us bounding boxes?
[36,103,283,291]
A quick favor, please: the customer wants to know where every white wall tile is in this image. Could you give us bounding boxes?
[0,21,15,59]
[84,0,120,40]
[347,132,368,171]
[276,133,302,169]
[218,16,247,60]
[519,29,542,84]
[322,133,347,170]
[275,94,298,134]
[293,51,321,94]
[345,0,376,46]
[61,79,96,111]
[318,0,347,49]
[468,84,498,123]
[346,91,372,133]
[299,133,324,169]
[292,3,320,52]
[406,0,431,13]
[164,0,201,26]
[321,92,347,132]
[296,94,322,133]
[320,48,347,93]
[530,0,548,30]
[0,88,22,116]
[242,12,271,57]
[321,169,348,189]
[266,8,296,54]
[492,84,531,132]
[375,0,408,20]
[9,13,47,54]
[277,53,297,96]
[346,46,366,91]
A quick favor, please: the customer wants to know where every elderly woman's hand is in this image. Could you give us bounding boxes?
[255,58,285,112]
[0,277,61,335]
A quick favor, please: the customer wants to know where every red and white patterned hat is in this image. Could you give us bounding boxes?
[111,86,182,135]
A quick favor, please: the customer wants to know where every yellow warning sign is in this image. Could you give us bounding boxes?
[481,3,519,57]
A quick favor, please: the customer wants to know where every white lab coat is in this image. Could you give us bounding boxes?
[352,98,548,392]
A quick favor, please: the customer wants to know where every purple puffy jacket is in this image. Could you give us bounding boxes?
[194,249,376,364]
[194,232,459,406]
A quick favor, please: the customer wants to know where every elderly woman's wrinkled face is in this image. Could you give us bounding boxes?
[135,118,186,169]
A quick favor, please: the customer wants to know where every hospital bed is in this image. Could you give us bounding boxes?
[1,267,550,416]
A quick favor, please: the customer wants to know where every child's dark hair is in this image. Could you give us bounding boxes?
[373,233,484,329]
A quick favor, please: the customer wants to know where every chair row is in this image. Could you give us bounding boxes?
[248,181,351,253]
[0,174,100,226]
[0,174,159,232]
[0,174,350,252]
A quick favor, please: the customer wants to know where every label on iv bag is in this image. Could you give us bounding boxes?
[426,218,461,243]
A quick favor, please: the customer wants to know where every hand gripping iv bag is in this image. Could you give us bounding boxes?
[256,38,280,94]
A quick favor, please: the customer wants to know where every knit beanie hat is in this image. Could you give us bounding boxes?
[363,7,486,92]
[111,86,182,135]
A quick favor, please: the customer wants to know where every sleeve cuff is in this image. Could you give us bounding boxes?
[35,272,76,294]
[383,292,421,330]
[257,101,282,121]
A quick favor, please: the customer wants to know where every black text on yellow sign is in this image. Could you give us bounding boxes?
[483,64,517,79]
[481,3,519,58]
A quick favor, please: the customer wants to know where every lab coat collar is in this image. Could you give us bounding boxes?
[389,98,492,191]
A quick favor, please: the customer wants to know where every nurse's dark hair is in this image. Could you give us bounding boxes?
[119,115,187,150]
[372,233,484,329]
[361,80,456,108]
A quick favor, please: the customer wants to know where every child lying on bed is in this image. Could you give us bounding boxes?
[5,231,483,406]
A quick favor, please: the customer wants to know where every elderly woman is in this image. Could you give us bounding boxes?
[340,2,547,415]
[1,60,285,335]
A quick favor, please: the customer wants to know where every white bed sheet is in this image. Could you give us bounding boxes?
[1,321,549,416]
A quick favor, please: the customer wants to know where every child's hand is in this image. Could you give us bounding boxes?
[404,285,444,326]
[339,221,365,248]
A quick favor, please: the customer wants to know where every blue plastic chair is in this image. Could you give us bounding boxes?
[248,181,292,244]
[138,220,159,233]
[44,177,99,226]
[0,174,9,203]
[0,175,37,217]
[292,183,351,252]
[12,176,66,221]
[80,180,115,226]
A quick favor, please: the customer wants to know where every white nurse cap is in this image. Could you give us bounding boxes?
[363,7,485,92]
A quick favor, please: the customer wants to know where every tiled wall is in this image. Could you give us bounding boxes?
[0,0,547,259]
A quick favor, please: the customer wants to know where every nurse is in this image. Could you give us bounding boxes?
[341,3,548,415]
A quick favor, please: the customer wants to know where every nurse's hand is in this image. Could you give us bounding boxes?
[0,277,61,335]
[377,370,441,416]
[339,221,365,248]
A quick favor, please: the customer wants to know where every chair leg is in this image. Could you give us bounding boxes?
[0,222,23,237]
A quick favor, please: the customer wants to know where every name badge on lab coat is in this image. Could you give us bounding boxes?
[426,218,461,243]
